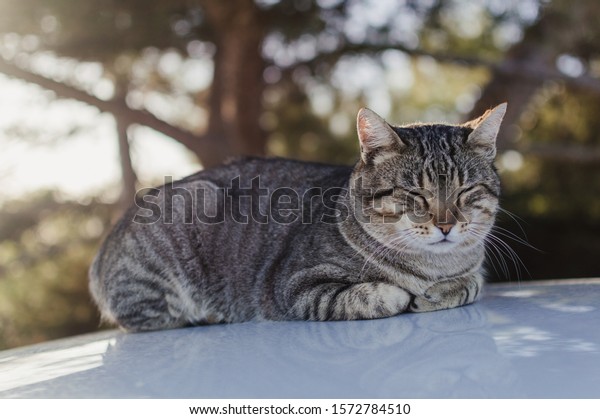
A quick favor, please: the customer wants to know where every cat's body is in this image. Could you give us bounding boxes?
[90,105,506,331]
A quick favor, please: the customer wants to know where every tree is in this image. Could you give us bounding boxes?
[2,0,600,349]
[470,0,600,156]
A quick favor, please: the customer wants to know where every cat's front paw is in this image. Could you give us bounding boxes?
[318,282,412,320]
[372,283,413,317]
[410,277,481,313]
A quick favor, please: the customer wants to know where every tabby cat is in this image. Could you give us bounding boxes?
[90,104,506,331]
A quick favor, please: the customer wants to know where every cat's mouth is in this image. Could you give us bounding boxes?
[430,238,455,246]
[424,238,459,253]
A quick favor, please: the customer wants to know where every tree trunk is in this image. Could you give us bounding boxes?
[201,0,267,168]
[469,52,548,152]
[116,117,138,212]
[468,13,556,150]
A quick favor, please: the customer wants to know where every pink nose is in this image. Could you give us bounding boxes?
[436,223,454,235]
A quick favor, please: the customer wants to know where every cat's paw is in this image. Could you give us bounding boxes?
[373,283,413,317]
[410,277,480,313]
[330,282,412,320]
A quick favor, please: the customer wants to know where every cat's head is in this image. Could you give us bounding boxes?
[350,104,506,254]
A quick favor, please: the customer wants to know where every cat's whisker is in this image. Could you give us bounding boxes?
[373,230,416,259]
[467,228,511,281]
[487,233,531,281]
[482,242,506,279]
[358,231,415,279]
[470,222,540,253]
[470,226,529,282]
[476,235,510,280]
[389,238,418,264]
[472,222,542,252]
[377,231,417,263]
[478,220,541,278]
[497,207,529,239]
[490,226,541,252]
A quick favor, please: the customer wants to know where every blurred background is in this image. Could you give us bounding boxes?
[1,0,599,350]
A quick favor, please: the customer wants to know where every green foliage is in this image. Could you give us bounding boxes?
[488,85,600,282]
[501,86,600,220]
[0,193,114,350]
[0,0,198,61]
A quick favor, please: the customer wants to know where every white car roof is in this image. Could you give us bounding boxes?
[1,279,599,398]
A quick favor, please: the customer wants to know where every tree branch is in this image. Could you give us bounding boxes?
[0,56,209,161]
[5,45,600,168]
[496,60,600,96]
[516,144,600,164]
[301,43,600,96]
[298,43,491,69]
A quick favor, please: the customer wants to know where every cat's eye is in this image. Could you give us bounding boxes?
[407,190,426,200]
[456,185,488,206]
[456,187,471,200]
[456,186,473,205]
[404,191,427,205]
[404,191,429,215]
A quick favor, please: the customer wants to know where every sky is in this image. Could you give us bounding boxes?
[0,74,201,204]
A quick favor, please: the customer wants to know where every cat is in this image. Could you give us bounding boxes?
[89,104,506,331]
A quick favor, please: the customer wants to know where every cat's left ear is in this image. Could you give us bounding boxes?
[465,103,507,159]
[357,108,404,163]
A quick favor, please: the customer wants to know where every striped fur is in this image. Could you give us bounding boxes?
[90,105,505,331]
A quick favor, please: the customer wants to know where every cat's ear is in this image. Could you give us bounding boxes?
[357,108,403,163]
[465,103,507,159]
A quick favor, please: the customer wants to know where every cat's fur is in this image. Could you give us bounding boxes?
[90,104,506,331]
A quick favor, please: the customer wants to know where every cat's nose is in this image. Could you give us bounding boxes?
[436,223,454,236]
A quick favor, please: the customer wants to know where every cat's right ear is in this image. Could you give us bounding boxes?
[465,103,507,159]
[357,108,404,163]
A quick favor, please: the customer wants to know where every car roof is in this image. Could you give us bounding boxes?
[1,279,599,398]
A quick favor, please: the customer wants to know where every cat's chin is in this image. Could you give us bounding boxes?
[426,241,458,253]
[419,237,484,255]
[387,240,461,255]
